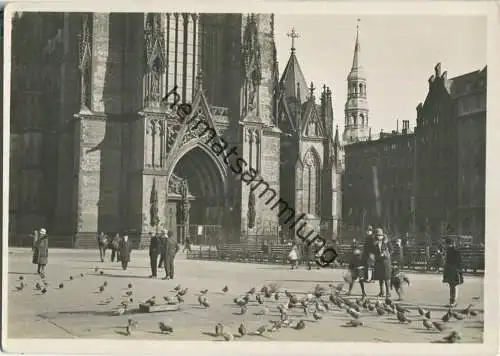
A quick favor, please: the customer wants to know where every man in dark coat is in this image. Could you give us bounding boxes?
[160,230,179,280]
[119,233,132,270]
[148,232,160,278]
[110,233,121,262]
[33,228,49,278]
[443,237,463,307]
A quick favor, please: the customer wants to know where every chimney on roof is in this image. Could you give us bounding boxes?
[402,120,410,134]
[396,119,399,133]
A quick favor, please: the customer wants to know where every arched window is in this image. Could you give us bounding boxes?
[303,150,321,216]
[360,114,365,126]
[359,83,363,95]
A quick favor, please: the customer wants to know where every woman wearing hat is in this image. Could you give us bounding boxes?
[373,228,392,298]
[33,228,49,278]
[442,237,463,307]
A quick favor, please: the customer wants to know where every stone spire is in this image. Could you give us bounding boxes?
[343,19,370,145]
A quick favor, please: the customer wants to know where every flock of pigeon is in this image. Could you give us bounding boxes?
[13,266,482,343]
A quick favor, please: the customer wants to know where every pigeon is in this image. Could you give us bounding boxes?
[347,308,360,319]
[103,281,108,287]
[302,305,309,316]
[248,287,256,295]
[201,298,210,308]
[94,267,99,272]
[395,304,410,314]
[376,307,386,316]
[240,305,248,315]
[314,284,327,298]
[345,319,364,327]
[432,321,446,332]
[255,325,267,335]
[274,292,280,301]
[443,331,461,343]
[423,319,434,330]
[200,289,208,294]
[442,309,452,322]
[129,298,134,303]
[125,290,133,297]
[59,283,64,289]
[174,284,182,291]
[158,322,173,334]
[234,297,247,307]
[41,288,47,294]
[256,294,264,304]
[424,310,431,319]
[69,276,74,280]
[178,288,188,296]
[145,296,156,306]
[176,294,184,303]
[198,295,206,306]
[35,282,42,290]
[459,304,473,315]
[163,296,176,305]
[417,306,426,316]
[222,286,229,293]
[397,311,412,324]
[116,306,126,316]
[238,323,247,336]
[222,331,234,341]
[80,273,84,277]
[99,285,105,293]
[451,312,464,321]
[99,271,104,275]
[313,311,323,321]
[18,276,24,281]
[128,283,132,289]
[470,310,478,317]
[294,320,306,330]
[215,323,224,336]
[315,301,326,312]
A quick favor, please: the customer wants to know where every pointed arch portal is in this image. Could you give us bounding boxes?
[166,141,227,243]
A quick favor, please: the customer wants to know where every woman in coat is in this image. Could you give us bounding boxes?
[119,233,132,270]
[373,228,392,298]
[33,228,49,278]
[442,238,463,307]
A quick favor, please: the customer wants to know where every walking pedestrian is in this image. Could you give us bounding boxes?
[442,237,463,307]
[346,248,367,297]
[288,243,299,269]
[373,228,392,298]
[148,232,160,278]
[164,230,179,280]
[33,228,49,278]
[110,233,121,262]
[119,232,132,270]
[97,232,109,262]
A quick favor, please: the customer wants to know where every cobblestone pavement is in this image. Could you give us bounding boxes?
[6,248,484,343]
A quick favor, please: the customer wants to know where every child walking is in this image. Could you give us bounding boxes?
[443,238,463,307]
[346,248,366,297]
[288,243,299,269]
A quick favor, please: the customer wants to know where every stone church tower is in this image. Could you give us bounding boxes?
[277,28,343,241]
[343,20,370,145]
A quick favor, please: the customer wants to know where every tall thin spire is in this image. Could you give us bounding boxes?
[352,18,361,70]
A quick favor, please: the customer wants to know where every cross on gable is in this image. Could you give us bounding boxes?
[287,27,300,53]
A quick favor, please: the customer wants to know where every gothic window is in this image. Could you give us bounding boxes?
[360,114,364,126]
[303,150,321,216]
[359,83,363,95]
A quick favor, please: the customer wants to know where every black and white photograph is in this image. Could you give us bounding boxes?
[2,1,498,355]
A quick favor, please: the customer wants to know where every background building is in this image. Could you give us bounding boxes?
[9,12,344,247]
[342,121,415,238]
[415,63,486,243]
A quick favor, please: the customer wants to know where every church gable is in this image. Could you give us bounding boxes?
[278,96,299,134]
[301,102,325,138]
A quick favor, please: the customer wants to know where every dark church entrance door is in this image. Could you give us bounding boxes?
[167,145,226,245]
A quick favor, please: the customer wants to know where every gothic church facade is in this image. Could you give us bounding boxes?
[9,12,344,247]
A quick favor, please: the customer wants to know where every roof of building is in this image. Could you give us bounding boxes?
[448,66,487,99]
[279,51,309,104]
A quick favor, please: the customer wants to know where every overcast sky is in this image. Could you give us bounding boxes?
[274,15,487,136]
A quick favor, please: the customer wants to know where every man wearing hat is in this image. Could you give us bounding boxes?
[159,230,179,280]
[442,237,463,307]
[148,231,160,278]
[33,228,49,278]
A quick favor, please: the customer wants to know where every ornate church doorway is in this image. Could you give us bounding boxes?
[167,145,226,245]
